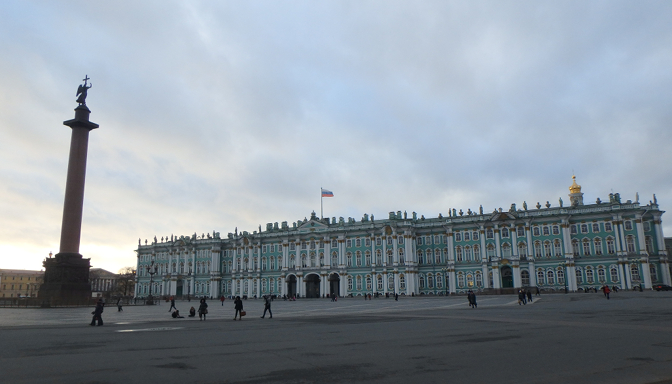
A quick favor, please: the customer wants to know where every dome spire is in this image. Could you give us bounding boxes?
[569,175,582,194]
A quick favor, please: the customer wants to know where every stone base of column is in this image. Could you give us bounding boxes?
[38,252,92,306]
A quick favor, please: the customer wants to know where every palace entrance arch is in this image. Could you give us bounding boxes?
[501,266,514,288]
[328,273,340,297]
[286,275,297,298]
[305,274,320,298]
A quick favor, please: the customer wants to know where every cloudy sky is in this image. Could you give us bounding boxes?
[1,1,671,273]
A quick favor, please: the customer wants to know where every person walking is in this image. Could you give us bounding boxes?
[603,285,611,300]
[198,298,208,321]
[233,296,244,320]
[526,289,533,303]
[518,289,526,305]
[169,296,177,312]
[395,293,399,301]
[90,299,104,326]
[260,295,273,319]
[117,298,123,312]
[467,290,477,308]
[220,295,225,306]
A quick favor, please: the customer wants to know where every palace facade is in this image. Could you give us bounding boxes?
[134,178,671,298]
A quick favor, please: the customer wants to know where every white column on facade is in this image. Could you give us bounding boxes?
[624,261,633,289]
[513,262,522,288]
[491,263,501,289]
[511,225,519,258]
[653,217,667,254]
[525,223,534,259]
[616,217,626,256]
[447,230,457,293]
[528,259,536,287]
[641,260,652,289]
[382,235,387,267]
[635,216,647,255]
[394,271,399,294]
[383,272,388,295]
[341,273,347,296]
[494,225,502,259]
[339,239,345,267]
[393,234,399,265]
[325,239,331,268]
[566,263,577,292]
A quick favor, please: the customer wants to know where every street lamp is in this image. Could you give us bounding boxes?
[186,265,192,302]
[441,267,448,296]
[146,260,157,305]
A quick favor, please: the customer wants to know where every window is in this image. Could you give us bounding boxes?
[356,275,362,290]
[375,250,382,265]
[594,238,603,255]
[557,268,565,285]
[348,276,353,290]
[572,240,579,256]
[597,267,606,283]
[428,274,434,288]
[399,274,406,290]
[486,228,494,239]
[436,274,443,288]
[644,221,651,232]
[533,227,540,236]
[537,270,545,285]
[376,238,382,246]
[552,225,560,235]
[547,270,555,285]
[332,252,338,266]
[544,241,552,258]
[398,236,404,245]
[356,251,362,266]
[346,253,352,267]
[501,227,509,238]
[355,238,361,247]
[592,223,600,233]
[521,270,530,286]
[418,250,424,264]
[377,275,383,290]
[434,249,442,264]
[464,247,472,262]
[457,273,465,288]
[581,224,589,234]
[583,240,591,256]
[502,244,512,258]
[455,232,462,242]
[554,241,562,257]
[398,249,405,264]
[604,222,612,232]
[365,238,371,247]
[626,236,636,253]
[630,264,641,282]
[473,231,479,241]
[517,226,525,237]
[518,243,527,258]
[586,268,594,284]
[575,268,583,284]
[466,274,474,288]
[607,238,615,254]
[387,250,393,265]
[332,240,338,248]
[456,247,463,262]
[570,225,577,235]
[542,226,550,236]
[388,275,394,290]
[610,266,619,283]
[487,245,495,259]
[365,251,371,266]
[464,231,470,241]
[624,221,633,231]
[434,235,442,244]
[416,237,423,245]
[475,272,483,287]
[534,242,542,258]
[473,245,481,261]
[420,275,426,289]
[346,240,351,248]
[645,237,654,254]
[650,265,658,282]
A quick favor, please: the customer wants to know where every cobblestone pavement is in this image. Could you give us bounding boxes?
[1,291,671,384]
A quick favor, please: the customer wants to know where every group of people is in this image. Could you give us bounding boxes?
[518,289,533,305]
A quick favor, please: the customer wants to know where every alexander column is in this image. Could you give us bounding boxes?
[39,76,98,305]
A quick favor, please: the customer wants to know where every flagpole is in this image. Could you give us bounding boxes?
[320,188,323,219]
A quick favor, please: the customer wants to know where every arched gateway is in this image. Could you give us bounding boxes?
[305,274,320,298]
[328,273,340,297]
[286,275,297,298]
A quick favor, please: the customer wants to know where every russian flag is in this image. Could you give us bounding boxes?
[321,189,334,197]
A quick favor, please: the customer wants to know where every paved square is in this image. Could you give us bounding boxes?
[1,291,671,383]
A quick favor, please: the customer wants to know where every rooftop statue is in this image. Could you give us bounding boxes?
[76,75,92,106]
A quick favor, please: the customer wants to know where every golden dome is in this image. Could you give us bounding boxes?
[569,175,582,194]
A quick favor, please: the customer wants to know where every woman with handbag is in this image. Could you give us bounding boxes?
[198,298,208,321]
[233,296,244,320]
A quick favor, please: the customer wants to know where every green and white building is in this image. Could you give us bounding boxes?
[135,177,671,298]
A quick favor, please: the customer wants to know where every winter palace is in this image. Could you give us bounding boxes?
[134,177,671,298]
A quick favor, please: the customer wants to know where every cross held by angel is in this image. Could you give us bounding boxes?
[76,75,92,105]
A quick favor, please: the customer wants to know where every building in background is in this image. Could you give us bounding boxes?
[0,269,44,298]
[89,268,118,298]
[135,177,671,298]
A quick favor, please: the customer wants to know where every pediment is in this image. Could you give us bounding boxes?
[488,211,517,222]
[297,219,329,233]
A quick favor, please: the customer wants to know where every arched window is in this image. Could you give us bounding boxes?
[534,242,542,258]
[586,268,594,284]
[572,240,579,256]
[417,250,424,265]
[544,241,552,258]
[376,250,382,265]
[502,244,511,258]
[366,276,372,290]
[365,251,371,266]
[346,253,352,267]
[437,274,443,288]
[388,275,394,290]
[546,269,555,285]
[427,274,434,288]
[347,276,353,290]
[626,236,636,253]
[466,274,474,288]
[332,252,338,266]
[606,238,615,254]
[356,275,362,290]
[610,266,619,283]
[457,273,465,288]
[501,227,509,238]
[575,267,584,284]
[518,243,527,258]
[597,267,606,283]
[645,237,654,254]
[456,247,463,262]
[434,249,442,264]
[537,269,545,285]
[464,247,472,262]
[557,268,565,285]
[356,251,362,266]
[475,272,483,287]
[398,249,405,264]
[521,270,530,286]
[473,245,480,261]
[377,275,383,290]
[399,274,406,290]
[310,253,316,267]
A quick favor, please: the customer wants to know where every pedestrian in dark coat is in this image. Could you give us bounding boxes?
[467,290,477,308]
[603,285,611,300]
[90,299,104,326]
[260,295,272,319]
[198,298,208,320]
[169,296,177,312]
[526,290,533,303]
[233,296,244,320]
